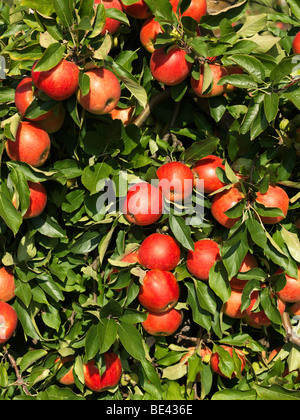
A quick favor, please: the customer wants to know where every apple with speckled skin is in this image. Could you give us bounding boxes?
[0,267,15,303]
[83,352,122,392]
[186,239,220,281]
[77,68,121,115]
[276,266,300,303]
[138,233,180,271]
[255,184,289,225]
[12,181,47,219]
[156,161,194,203]
[0,301,18,345]
[138,270,180,313]
[31,59,79,101]
[122,182,164,226]
[6,121,51,168]
[150,46,192,86]
[142,307,183,336]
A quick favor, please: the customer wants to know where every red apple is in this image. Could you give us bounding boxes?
[230,253,258,291]
[94,0,123,35]
[170,0,207,22]
[191,155,226,194]
[138,269,180,312]
[108,249,140,286]
[191,64,228,98]
[14,77,52,121]
[55,356,75,386]
[121,0,152,19]
[31,59,79,101]
[122,182,164,226]
[142,307,183,336]
[140,17,163,53]
[13,181,47,219]
[150,46,192,86]
[186,239,220,281]
[0,301,18,344]
[109,105,134,125]
[156,161,194,203]
[245,290,285,326]
[210,345,246,378]
[255,184,289,225]
[292,31,300,54]
[77,67,121,115]
[83,352,122,392]
[223,289,245,319]
[276,266,300,303]
[138,233,181,271]
[211,187,245,228]
[6,121,51,167]
[34,102,65,134]
[0,267,15,303]
[181,345,212,365]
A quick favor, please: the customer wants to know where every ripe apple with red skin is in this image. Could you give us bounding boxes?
[83,352,122,392]
[0,301,18,344]
[292,31,300,54]
[245,290,285,326]
[181,345,212,365]
[77,68,121,115]
[255,184,289,225]
[34,102,65,134]
[230,253,258,291]
[186,239,220,281]
[55,356,75,386]
[142,307,183,336]
[191,64,228,98]
[210,345,246,378]
[122,182,164,226]
[156,161,194,202]
[170,0,207,22]
[138,233,180,271]
[223,289,245,319]
[31,59,79,101]
[275,266,300,303]
[140,17,163,53]
[6,121,51,167]
[15,77,52,121]
[13,181,47,219]
[121,0,152,19]
[150,46,192,86]
[0,267,15,303]
[94,0,123,35]
[192,155,226,194]
[138,270,180,313]
[211,187,245,228]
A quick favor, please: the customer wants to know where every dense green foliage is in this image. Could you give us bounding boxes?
[0,0,300,400]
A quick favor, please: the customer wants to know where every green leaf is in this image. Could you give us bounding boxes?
[0,191,23,235]
[263,92,279,123]
[53,0,73,28]
[168,214,194,251]
[228,54,265,81]
[254,384,300,400]
[280,227,300,263]
[286,0,300,20]
[209,260,231,303]
[20,0,55,16]
[32,43,66,72]
[81,162,112,195]
[19,350,48,372]
[212,389,257,400]
[118,322,145,362]
[31,215,67,238]
[181,137,219,163]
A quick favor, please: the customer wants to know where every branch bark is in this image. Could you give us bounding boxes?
[281,311,300,348]
[3,346,32,396]
[132,88,172,128]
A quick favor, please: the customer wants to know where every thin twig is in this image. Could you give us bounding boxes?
[281,311,300,348]
[133,88,172,128]
[3,346,32,396]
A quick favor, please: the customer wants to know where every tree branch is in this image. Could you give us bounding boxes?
[3,346,32,396]
[133,88,172,128]
[281,311,300,348]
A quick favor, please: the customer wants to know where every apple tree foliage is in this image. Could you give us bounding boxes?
[0,0,300,400]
